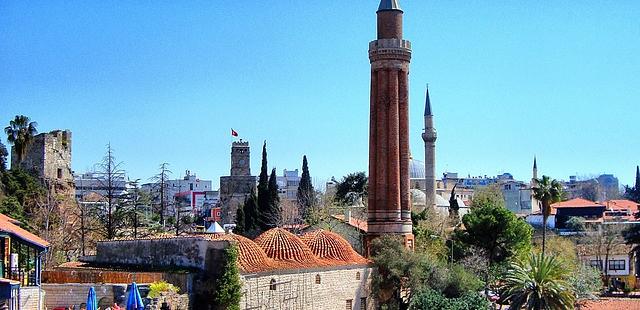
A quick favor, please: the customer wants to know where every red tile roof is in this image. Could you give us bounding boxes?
[602,199,640,212]
[300,230,369,265]
[254,228,324,269]
[204,233,276,273]
[552,198,603,208]
[0,213,49,248]
[577,298,640,309]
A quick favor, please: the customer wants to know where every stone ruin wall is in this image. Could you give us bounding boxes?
[11,130,75,199]
[12,130,72,181]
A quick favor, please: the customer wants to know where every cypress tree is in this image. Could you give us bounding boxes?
[267,168,281,227]
[213,245,242,310]
[243,188,259,236]
[257,141,270,230]
[635,165,640,191]
[234,203,245,236]
[296,155,315,221]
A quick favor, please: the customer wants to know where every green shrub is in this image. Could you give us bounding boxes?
[443,264,484,298]
[410,289,490,310]
[148,281,179,299]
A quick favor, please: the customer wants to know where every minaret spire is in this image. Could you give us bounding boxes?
[424,86,432,116]
[422,86,437,210]
[635,165,640,190]
[531,156,539,187]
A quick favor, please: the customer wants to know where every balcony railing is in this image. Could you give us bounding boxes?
[6,267,38,286]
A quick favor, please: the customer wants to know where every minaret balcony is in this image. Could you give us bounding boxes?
[369,39,412,63]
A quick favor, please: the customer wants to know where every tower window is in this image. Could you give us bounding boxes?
[269,278,276,290]
[346,299,353,310]
[57,168,63,179]
[360,298,367,310]
[315,274,321,284]
[355,272,361,280]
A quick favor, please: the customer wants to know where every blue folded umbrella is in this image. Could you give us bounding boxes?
[126,282,145,310]
[86,287,98,310]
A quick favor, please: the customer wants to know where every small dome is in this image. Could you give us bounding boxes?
[410,158,426,179]
[435,194,449,207]
[410,189,426,206]
[254,228,320,267]
[301,230,368,264]
[204,233,275,273]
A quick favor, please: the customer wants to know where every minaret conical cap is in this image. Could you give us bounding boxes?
[378,0,402,12]
[424,87,432,116]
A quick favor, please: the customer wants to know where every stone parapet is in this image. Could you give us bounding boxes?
[369,39,412,63]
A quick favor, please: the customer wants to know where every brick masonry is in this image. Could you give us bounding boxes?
[366,3,414,254]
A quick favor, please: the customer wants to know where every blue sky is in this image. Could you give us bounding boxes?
[1,1,639,188]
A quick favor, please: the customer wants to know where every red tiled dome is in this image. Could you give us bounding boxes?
[204,233,275,273]
[254,228,321,268]
[301,229,369,265]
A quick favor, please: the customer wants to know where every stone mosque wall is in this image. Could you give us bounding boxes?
[241,266,374,310]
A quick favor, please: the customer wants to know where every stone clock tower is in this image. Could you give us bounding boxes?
[220,140,257,224]
[230,140,251,176]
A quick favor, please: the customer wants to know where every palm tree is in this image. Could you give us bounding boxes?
[4,115,38,164]
[532,175,563,257]
[499,253,575,310]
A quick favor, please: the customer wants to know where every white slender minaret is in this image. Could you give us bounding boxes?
[531,156,538,186]
[421,87,437,209]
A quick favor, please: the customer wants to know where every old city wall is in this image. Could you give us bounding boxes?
[240,265,374,310]
[95,238,227,271]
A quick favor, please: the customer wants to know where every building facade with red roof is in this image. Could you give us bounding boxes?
[44,228,374,309]
[551,198,606,229]
[1,213,49,310]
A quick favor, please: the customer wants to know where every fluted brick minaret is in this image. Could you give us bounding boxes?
[422,88,437,209]
[365,0,414,254]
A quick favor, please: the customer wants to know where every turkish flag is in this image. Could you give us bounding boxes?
[231,128,239,137]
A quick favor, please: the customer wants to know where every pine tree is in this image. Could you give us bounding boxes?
[234,203,246,236]
[243,188,259,234]
[296,155,315,221]
[257,141,270,230]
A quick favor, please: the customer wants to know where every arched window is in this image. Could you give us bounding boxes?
[270,278,277,290]
[355,272,361,280]
[315,274,321,284]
